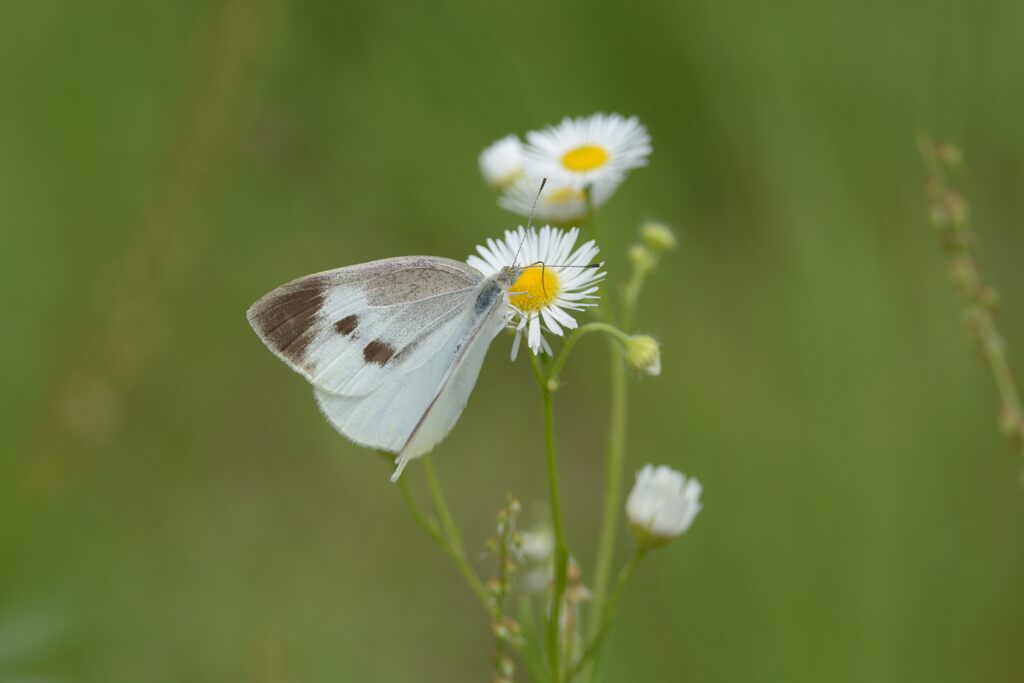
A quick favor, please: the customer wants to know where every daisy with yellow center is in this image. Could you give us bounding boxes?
[523,112,651,188]
[467,226,604,358]
[499,175,620,224]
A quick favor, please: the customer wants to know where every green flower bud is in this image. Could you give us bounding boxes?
[640,221,677,252]
[629,244,656,274]
[625,335,661,376]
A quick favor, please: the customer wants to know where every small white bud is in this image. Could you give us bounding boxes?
[479,135,525,189]
[626,465,702,548]
[520,527,554,562]
[625,335,661,376]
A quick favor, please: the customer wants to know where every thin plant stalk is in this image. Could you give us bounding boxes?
[495,525,511,669]
[919,137,1024,461]
[540,317,634,679]
[582,185,596,240]
[549,322,632,386]
[397,474,443,546]
[538,361,570,683]
[585,341,627,666]
[586,258,652,679]
[419,456,496,616]
[518,595,550,683]
[568,547,648,680]
[622,258,653,330]
[493,499,518,681]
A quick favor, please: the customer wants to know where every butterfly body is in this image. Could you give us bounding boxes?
[248,256,522,480]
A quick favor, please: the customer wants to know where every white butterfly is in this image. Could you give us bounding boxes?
[247,256,523,481]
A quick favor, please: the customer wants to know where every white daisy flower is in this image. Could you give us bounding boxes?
[479,134,525,189]
[523,112,651,188]
[498,174,621,224]
[626,465,702,548]
[467,225,604,358]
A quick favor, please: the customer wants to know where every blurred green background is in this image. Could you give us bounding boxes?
[3,0,1024,681]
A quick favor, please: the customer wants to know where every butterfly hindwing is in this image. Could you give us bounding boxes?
[314,276,510,476]
[397,292,509,464]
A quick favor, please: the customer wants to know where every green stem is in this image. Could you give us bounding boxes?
[548,322,632,387]
[621,267,649,330]
[585,246,651,672]
[569,547,648,681]
[420,456,495,616]
[398,475,444,547]
[422,456,467,557]
[585,339,628,672]
[518,596,550,683]
[582,185,596,239]
[541,372,569,683]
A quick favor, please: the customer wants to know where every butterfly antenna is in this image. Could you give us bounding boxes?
[516,255,601,298]
[513,178,547,268]
[540,261,605,269]
[537,261,604,296]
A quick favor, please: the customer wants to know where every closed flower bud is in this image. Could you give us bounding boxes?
[479,135,525,189]
[628,244,656,274]
[625,335,661,376]
[626,465,702,548]
[640,221,677,252]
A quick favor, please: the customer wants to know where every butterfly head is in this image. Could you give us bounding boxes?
[497,264,524,287]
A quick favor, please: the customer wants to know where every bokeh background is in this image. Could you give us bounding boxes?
[3,0,1024,681]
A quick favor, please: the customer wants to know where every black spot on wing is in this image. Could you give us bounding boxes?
[363,339,395,366]
[250,280,326,363]
[334,314,359,336]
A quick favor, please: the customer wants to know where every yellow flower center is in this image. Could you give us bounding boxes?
[546,186,585,204]
[510,266,561,312]
[561,144,610,172]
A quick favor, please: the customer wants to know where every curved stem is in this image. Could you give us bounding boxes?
[420,456,495,616]
[549,322,632,387]
[622,267,649,331]
[398,474,443,546]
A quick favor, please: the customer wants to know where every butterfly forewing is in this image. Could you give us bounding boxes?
[248,256,483,396]
[248,255,513,479]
